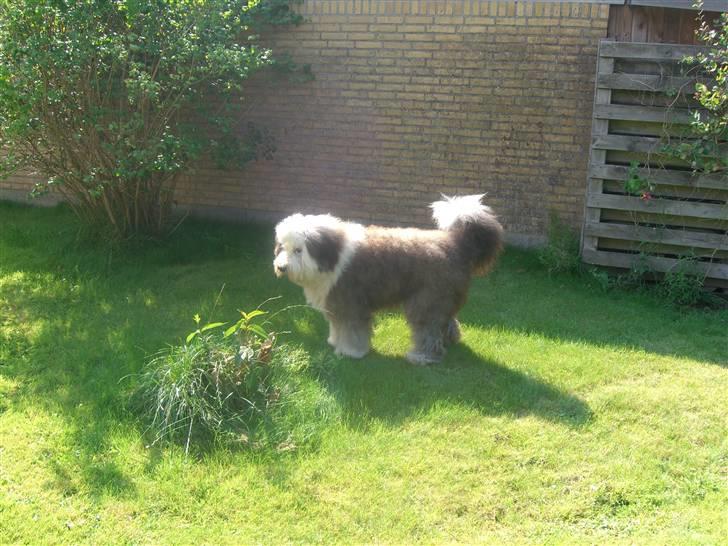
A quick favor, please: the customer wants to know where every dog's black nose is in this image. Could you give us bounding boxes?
[278,265,287,273]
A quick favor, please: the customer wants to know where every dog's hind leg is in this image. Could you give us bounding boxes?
[406,320,447,365]
[404,305,449,365]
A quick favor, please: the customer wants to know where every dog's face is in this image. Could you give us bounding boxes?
[273,214,344,287]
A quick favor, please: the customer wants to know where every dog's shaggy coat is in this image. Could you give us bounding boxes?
[273,195,503,364]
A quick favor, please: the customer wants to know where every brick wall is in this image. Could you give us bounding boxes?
[1,1,611,244]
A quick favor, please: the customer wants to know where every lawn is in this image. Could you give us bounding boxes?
[1,201,727,544]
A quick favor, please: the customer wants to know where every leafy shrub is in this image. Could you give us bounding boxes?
[538,212,582,275]
[664,7,727,174]
[133,307,336,454]
[0,0,303,239]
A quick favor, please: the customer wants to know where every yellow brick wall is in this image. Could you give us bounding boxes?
[1,1,611,242]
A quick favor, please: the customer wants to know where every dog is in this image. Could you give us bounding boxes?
[273,195,503,364]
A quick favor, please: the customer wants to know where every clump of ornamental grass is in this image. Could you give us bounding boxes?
[133,306,336,455]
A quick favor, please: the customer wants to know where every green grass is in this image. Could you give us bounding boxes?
[1,201,727,544]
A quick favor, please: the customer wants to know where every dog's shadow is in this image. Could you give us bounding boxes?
[313,342,591,430]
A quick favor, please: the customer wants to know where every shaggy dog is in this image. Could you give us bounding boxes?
[273,195,503,364]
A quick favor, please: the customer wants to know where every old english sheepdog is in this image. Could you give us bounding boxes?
[273,195,503,364]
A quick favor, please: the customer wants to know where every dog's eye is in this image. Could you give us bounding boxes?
[294,248,302,255]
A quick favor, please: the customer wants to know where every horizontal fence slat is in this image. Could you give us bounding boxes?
[602,208,728,232]
[592,135,728,155]
[606,150,689,170]
[599,41,706,61]
[597,73,698,92]
[584,221,728,251]
[593,104,694,124]
[586,193,728,221]
[582,249,728,280]
[592,134,663,153]
[602,180,728,202]
[598,238,728,260]
[589,165,728,191]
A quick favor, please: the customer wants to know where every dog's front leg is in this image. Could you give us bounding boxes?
[332,317,371,359]
[444,317,461,346]
[326,318,338,347]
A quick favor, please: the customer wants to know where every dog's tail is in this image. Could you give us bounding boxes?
[431,194,504,275]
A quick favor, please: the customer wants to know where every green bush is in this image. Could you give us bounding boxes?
[0,0,302,239]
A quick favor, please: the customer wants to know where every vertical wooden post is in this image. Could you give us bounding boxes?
[581,39,613,256]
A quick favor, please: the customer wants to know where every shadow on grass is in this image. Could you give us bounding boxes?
[462,248,728,368]
[293,319,591,429]
[320,349,591,429]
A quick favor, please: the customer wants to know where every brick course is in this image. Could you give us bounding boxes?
[1,1,610,243]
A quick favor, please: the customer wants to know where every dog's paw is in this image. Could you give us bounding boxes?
[334,345,368,359]
[406,350,442,365]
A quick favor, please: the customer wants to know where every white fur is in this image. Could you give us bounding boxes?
[274,213,365,311]
[430,194,493,230]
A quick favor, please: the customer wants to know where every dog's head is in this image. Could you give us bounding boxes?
[273,214,346,287]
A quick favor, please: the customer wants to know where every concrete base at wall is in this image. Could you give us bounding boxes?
[0,191,546,248]
[0,188,60,207]
[177,204,547,248]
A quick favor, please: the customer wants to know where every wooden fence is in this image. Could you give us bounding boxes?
[581,40,728,287]
[607,4,707,45]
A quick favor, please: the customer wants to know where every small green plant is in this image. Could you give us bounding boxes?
[657,257,706,307]
[587,266,613,292]
[586,252,651,292]
[131,302,330,454]
[624,251,652,289]
[538,212,582,275]
[186,313,227,344]
[623,161,655,201]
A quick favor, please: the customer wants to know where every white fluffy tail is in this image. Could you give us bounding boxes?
[430,194,503,275]
[430,194,493,230]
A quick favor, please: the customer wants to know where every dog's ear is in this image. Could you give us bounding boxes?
[306,227,343,272]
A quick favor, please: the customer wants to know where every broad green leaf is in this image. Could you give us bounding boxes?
[247,323,268,339]
[200,322,227,332]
